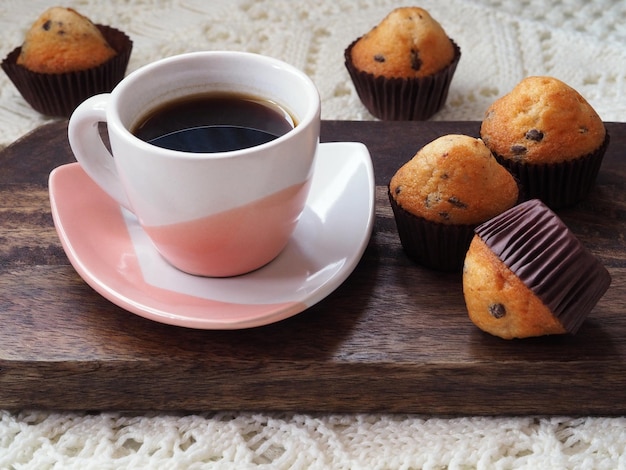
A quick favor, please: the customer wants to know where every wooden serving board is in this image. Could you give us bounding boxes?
[1,120,624,415]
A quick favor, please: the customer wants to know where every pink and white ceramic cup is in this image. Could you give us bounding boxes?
[68,51,320,277]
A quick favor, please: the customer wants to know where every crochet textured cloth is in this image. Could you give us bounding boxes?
[1,0,625,468]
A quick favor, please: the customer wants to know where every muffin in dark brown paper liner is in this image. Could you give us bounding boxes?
[1,25,132,118]
[345,40,460,121]
[474,199,612,333]
[493,132,610,209]
[388,188,475,271]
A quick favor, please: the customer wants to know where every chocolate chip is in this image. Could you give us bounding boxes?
[438,211,450,220]
[394,185,402,195]
[42,20,51,31]
[511,145,527,155]
[579,126,589,134]
[441,173,449,179]
[448,197,467,209]
[374,54,385,63]
[525,129,544,141]
[489,303,506,319]
[410,49,422,71]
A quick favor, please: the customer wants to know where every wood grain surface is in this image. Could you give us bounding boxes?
[1,120,624,415]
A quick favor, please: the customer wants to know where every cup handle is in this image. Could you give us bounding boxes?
[68,94,131,210]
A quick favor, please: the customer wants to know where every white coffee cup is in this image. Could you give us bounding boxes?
[68,51,320,277]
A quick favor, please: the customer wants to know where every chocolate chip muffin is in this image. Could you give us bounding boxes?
[480,76,609,209]
[388,134,519,271]
[345,7,461,120]
[463,199,611,339]
[16,7,117,73]
[2,7,132,117]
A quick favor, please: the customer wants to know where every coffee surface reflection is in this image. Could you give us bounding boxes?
[133,92,295,153]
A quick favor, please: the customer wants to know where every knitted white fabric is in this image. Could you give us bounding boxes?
[2,412,626,469]
[0,0,625,147]
[1,0,625,468]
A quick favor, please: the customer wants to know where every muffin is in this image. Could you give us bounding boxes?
[480,76,609,209]
[1,7,132,117]
[388,134,519,271]
[463,199,612,339]
[345,7,461,120]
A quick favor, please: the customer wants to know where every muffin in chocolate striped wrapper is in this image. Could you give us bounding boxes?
[389,134,519,272]
[1,7,132,118]
[480,76,609,209]
[344,7,461,120]
[463,199,612,339]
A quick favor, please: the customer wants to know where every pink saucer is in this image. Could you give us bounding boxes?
[49,142,375,329]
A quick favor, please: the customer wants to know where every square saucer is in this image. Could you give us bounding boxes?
[49,142,375,329]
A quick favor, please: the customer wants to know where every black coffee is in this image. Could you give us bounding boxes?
[132,92,295,153]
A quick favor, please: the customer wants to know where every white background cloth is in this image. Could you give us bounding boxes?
[1,0,625,468]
